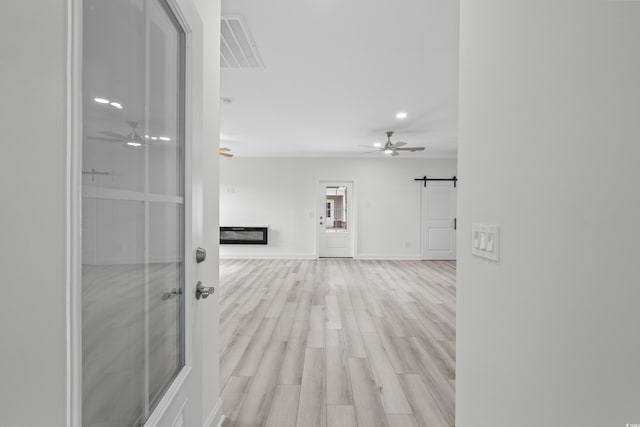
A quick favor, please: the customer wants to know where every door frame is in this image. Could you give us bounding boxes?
[66,0,206,425]
[315,179,358,259]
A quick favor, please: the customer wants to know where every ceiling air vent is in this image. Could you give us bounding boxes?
[221,15,264,69]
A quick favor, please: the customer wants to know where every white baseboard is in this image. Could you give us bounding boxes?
[356,254,421,260]
[204,398,224,427]
[220,253,316,260]
[220,253,424,260]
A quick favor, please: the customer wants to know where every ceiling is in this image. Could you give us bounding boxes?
[220,0,460,158]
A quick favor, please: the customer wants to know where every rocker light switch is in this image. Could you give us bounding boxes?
[472,223,500,262]
[479,232,487,250]
[486,234,494,252]
[473,231,480,248]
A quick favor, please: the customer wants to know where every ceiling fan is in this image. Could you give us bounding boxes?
[87,121,148,148]
[220,147,234,158]
[361,131,426,156]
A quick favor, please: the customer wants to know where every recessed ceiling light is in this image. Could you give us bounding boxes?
[373,142,382,148]
[144,135,150,139]
[94,97,110,104]
[110,102,123,109]
[150,136,158,140]
[396,112,407,119]
[159,137,171,141]
[126,142,142,148]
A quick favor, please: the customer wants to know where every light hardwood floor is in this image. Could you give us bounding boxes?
[219,259,456,427]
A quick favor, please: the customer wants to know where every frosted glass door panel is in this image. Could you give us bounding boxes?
[82,0,186,425]
[83,0,145,193]
[148,0,184,197]
[82,261,146,426]
[148,202,184,408]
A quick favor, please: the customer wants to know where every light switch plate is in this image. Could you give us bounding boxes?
[472,223,500,261]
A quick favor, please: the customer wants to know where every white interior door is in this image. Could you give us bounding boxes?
[81,0,204,425]
[318,181,354,258]
[421,181,457,260]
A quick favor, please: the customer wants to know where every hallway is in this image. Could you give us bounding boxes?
[219,259,456,427]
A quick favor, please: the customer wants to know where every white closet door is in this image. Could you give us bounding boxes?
[421,181,457,260]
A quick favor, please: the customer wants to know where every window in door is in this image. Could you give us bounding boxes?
[325,186,347,232]
[81,0,186,424]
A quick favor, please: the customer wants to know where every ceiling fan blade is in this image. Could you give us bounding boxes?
[87,136,121,142]
[220,152,234,157]
[392,141,407,148]
[220,147,231,151]
[391,151,400,156]
[395,146,426,151]
[100,131,127,139]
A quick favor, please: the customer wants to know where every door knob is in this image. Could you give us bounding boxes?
[196,247,207,263]
[195,281,215,300]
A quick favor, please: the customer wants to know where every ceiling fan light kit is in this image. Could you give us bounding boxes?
[362,131,426,156]
[90,123,235,157]
[123,122,145,148]
[88,121,177,150]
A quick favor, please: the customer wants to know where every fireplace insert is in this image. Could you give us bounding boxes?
[220,226,268,245]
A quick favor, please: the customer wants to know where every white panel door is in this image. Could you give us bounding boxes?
[421,181,457,260]
[318,181,354,258]
[80,0,205,426]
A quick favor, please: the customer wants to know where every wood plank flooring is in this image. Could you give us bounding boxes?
[219,259,456,427]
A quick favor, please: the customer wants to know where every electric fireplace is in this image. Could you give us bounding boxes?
[220,226,268,245]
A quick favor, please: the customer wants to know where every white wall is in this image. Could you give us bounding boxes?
[0,1,68,425]
[457,2,640,426]
[220,157,456,259]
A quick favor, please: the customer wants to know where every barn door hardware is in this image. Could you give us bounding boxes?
[414,176,457,188]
